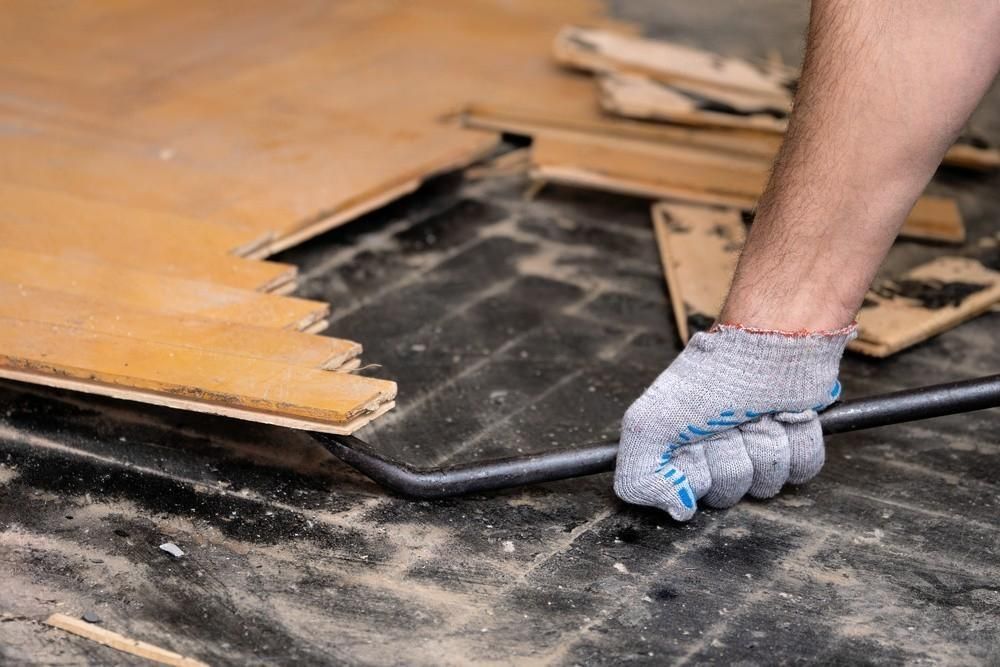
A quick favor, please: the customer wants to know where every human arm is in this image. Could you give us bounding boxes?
[722,0,1000,330]
[615,0,1000,520]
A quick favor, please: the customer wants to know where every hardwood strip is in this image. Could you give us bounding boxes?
[551,27,996,169]
[0,247,328,331]
[0,317,396,428]
[532,132,764,203]
[596,73,996,170]
[45,613,208,667]
[3,369,394,435]
[532,132,965,243]
[0,283,360,370]
[462,105,783,159]
[0,183,296,291]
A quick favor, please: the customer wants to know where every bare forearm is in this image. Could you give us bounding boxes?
[721,0,1000,331]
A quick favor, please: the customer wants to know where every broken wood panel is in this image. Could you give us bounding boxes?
[534,163,753,209]
[553,26,793,107]
[550,27,996,169]
[0,248,328,332]
[651,202,744,343]
[0,317,396,432]
[652,204,996,355]
[852,257,1000,357]
[0,283,360,371]
[533,132,965,243]
[903,197,966,243]
[596,72,996,171]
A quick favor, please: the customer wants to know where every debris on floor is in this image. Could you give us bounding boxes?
[159,542,186,559]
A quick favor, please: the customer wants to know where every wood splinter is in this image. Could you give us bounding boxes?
[45,613,209,667]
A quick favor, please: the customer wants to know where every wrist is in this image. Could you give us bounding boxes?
[718,295,857,332]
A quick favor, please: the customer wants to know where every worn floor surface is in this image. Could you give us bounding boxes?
[2,2,999,665]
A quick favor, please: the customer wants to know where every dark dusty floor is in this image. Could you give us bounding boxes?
[2,3,1000,666]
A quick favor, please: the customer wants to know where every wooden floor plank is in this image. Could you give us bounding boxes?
[0,283,360,371]
[533,132,965,243]
[0,183,296,291]
[0,317,395,431]
[652,205,997,354]
[0,248,328,332]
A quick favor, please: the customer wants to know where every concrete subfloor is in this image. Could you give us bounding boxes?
[2,2,999,665]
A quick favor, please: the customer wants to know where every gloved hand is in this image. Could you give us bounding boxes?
[614,323,856,521]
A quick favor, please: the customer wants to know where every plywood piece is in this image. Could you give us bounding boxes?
[0,317,396,430]
[0,248,328,332]
[0,283,360,371]
[852,257,1000,357]
[532,132,964,243]
[553,26,793,108]
[45,613,208,667]
[650,206,996,356]
[651,202,745,342]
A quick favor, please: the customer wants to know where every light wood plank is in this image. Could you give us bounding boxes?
[599,72,789,133]
[652,204,997,356]
[532,132,965,243]
[0,247,328,332]
[0,317,396,429]
[0,183,295,291]
[0,282,360,370]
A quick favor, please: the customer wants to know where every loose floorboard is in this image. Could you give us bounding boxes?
[532,132,966,243]
[0,284,361,371]
[0,248,329,332]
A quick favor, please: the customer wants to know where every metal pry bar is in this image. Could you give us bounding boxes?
[311,374,1000,499]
